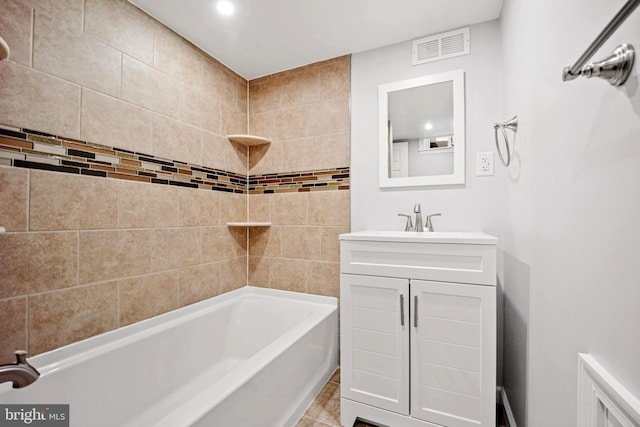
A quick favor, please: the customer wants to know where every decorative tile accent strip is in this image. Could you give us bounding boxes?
[0,124,350,194]
[248,168,350,194]
[0,125,246,193]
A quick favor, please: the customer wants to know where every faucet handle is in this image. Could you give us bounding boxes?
[14,350,28,364]
[425,213,442,232]
[397,214,413,231]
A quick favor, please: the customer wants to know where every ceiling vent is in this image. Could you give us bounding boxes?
[412,27,470,65]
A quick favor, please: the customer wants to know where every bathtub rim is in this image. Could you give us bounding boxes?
[21,286,337,376]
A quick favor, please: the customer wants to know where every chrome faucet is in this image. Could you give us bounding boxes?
[397,214,413,231]
[425,213,442,232]
[413,203,424,232]
[0,350,40,388]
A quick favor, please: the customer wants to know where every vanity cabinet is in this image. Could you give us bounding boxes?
[339,231,497,427]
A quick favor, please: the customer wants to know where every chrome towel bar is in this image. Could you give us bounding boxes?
[562,0,639,86]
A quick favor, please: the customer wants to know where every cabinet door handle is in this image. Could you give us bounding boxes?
[414,295,418,328]
[400,293,405,326]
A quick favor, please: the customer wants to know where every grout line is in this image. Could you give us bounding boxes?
[29,8,34,68]
[24,296,29,354]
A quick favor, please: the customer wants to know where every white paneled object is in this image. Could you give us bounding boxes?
[411,280,496,427]
[340,275,410,414]
[412,27,470,65]
[340,231,497,427]
[578,354,640,427]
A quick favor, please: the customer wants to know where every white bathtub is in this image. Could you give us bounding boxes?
[0,287,338,427]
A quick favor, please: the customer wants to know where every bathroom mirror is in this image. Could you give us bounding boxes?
[379,69,465,188]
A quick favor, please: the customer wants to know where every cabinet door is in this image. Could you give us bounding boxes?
[340,274,410,415]
[410,280,496,427]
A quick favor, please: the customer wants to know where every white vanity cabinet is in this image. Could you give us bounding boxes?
[339,231,497,427]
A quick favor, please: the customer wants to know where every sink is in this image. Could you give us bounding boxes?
[339,230,497,245]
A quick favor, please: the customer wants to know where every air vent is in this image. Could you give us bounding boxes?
[412,27,470,65]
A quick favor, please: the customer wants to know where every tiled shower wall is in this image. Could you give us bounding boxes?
[247,57,351,297]
[0,0,248,363]
[0,1,350,364]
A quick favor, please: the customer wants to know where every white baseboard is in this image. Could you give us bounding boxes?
[497,386,518,427]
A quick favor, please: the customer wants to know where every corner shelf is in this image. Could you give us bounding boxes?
[226,222,272,227]
[227,135,271,147]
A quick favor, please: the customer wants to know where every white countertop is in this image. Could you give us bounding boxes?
[339,230,498,245]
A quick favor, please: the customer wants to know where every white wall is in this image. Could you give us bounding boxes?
[350,19,504,236]
[350,18,505,383]
[500,0,640,425]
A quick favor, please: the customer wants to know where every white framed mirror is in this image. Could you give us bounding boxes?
[379,69,465,188]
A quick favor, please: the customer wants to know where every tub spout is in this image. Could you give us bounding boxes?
[0,350,40,388]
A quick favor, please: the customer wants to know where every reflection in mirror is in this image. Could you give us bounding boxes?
[379,69,465,188]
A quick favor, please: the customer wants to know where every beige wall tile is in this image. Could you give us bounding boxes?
[281,68,322,107]
[79,229,153,284]
[307,96,350,136]
[119,271,179,326]
[308,191,349,226]
[307,261,340,298]
[0,166,28,232]
[282,132,350,172]
[272,192,308,225]
[321,226,349,262]
[0,232,78,299]
[122,55,180,119]
[248,193,271,222]
[34,13,122,97]
[0,297,27,364]
[30,170,118,231]
[249,226,281,257]
[236,79,248,114]
[272,106,308,141]
[220,192,247,224]
[152,114,202,165]
[221,103,248,136]
[202,226,244,262]
[28,282,118,355]
[201,131,247,175]
[84,0,156,65]
[319,56,351,99]
[0,61,81,138]
[248,256,269,287]
[318,132,350,168]
[202,59,246,105]
[179,188,221,227]
[20,0,83,31]
[118,180,180,228]
[249,75,281,114]
[178,262,221,307]
[178,83,221,134]
[81,88,152,154]
[0,0,32,66]
[282,226,322,260]
[220,256,247,293]
[249,140,281,175]
[270,258,307,293]
[248,111,273,140]
[150,227,201,272]
[281,137,315,172]
[154,27,203,87]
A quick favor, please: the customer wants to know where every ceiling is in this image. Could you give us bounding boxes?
[128,0,504,80]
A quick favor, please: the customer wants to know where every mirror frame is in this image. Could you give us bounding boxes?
[378,69,465,188]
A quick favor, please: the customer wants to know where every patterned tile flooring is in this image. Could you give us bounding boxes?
[295,369,511,427]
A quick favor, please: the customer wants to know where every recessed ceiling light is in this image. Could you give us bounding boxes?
[216,0,234,16]
[424,123,433,130]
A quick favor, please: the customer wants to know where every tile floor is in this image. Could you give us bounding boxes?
[295,369,511,427]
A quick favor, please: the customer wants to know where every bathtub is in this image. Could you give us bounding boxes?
[0,287,338,427]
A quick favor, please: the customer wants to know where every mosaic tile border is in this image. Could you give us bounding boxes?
[0,125,350,194]
[248,168,350,194]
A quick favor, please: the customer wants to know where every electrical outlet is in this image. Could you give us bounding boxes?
[476,152,494,176]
